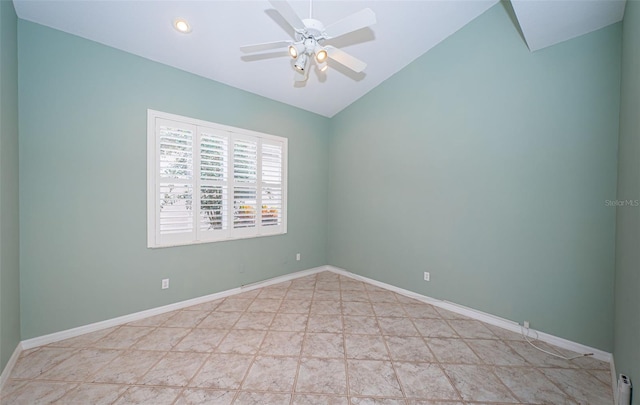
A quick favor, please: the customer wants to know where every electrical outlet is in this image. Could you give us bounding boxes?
[162,279,169,289]
[423,272,430,281]
[523,320,530,329]
[296,253,301,261]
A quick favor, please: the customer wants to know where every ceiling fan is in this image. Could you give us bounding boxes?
[241,0,376,82]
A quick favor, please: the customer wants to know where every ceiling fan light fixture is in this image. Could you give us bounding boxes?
[173,18,191,33]
[294,53,308,71]
[288,43,304,59]
[315,47,328,63]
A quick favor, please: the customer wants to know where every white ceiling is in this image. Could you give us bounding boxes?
[13,0,626,118]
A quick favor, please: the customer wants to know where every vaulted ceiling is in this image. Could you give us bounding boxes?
[13,0,626,117]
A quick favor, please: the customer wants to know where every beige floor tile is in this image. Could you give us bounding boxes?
[343,316,380,335]
[302,333,345,358]
[191,354,253,389]
[308,314,343,333]
[316,281,341,291]
[217,330,266,355]
[465,338,527,366]
[345,334,389,360]
[427,338,481,364]
[40,348,121,381]
[296,358,348,395]
[434,308,471,320]
[377,317,420,336]
[293,393,349,404]
[413,319,458,338]
[367,291,399,303]
[47,327,117,348]
[347,359,403,397]
[57,382,128,404]
[0,381,77,404]
[394,362,459,400]
[138,352,207,387]
[198,311,242,329]
[161,310,209,328]
[132,327,191,351]
[215,298,253,312]
[258,288,289,299]
[127,312,178,327]
[92,326,154,349]
[372,303,408,318]
[174,388,235,405]
[90,350,164,384]
[233,312,275,330]
[172,328,228,353]
[339,281,366,291]
[241,355,298,391]
[113,386,181,404]
[4,271,613,405]
[314,290,342,301]
[540,367,613,404]
[247,298,282,313]
[350,398,405,405]
[10,347,76,379]
[506,341,580,369]
[280,299,312,314]
[447,320,497,339]
[311,301,342,315]
[286,289,314,300]
[342,301,375,316]
[340,291,371,302]
[270,312,309,331]
[183,299,224,312]
[494,366,576,404]
[260,331,304,356]
[384,335,435,362]
[234,391,291,404]
[442,364,517,403]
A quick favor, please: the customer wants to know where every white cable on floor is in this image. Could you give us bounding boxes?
[520,326,594,361]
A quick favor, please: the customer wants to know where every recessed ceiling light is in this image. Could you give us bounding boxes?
[173,19,191,33]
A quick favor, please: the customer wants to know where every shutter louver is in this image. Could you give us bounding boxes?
[261,142,283,227]
[233,140,258,229]
[158,124,194,240]
[200,132,228,234]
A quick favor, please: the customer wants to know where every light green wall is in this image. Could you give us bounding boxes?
[614,0,640,399]
[18,20,329,339]
[0,0,20,371]
[328,3,621,351]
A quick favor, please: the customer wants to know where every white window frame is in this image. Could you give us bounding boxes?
[147,109,288,248]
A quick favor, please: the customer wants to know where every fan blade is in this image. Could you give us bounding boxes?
[324,8,376,39]
[240,40,292,53]
[269,0,304,32]
[326,46,367,73]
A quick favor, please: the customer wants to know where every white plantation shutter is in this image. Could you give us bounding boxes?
[261,141,284,229]
[233,139,258,231]
[198,130,229,240]
[148,110,287,247]
[156,119,195,246]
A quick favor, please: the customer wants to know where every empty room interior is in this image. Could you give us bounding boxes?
[0,0,639,403]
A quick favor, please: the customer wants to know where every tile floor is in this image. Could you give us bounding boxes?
[0,271,613,404]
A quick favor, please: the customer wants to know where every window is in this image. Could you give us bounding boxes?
[147,110,287,248]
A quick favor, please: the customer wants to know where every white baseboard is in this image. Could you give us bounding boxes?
[0,343,23,392]
[19,263,612,365]
[327,265,612,363]
[21,266,328,350]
